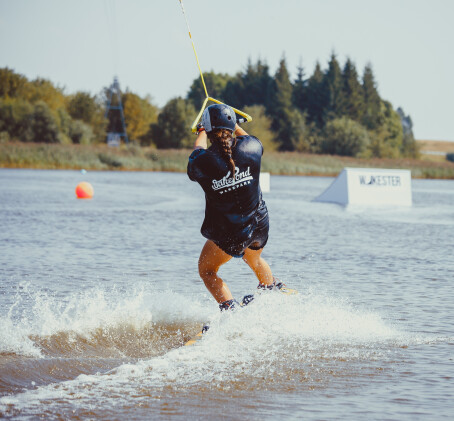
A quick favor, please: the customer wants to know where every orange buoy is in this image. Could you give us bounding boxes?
[75,182,94,199]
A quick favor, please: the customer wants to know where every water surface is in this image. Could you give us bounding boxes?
[0,169,453,419]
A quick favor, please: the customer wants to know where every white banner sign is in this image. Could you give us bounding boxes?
[315,167,412,206]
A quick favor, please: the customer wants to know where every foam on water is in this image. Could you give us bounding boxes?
[0,282,212,358]
[0,284,441,417]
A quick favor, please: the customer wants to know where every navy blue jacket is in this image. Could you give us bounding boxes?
[188,135,266,244]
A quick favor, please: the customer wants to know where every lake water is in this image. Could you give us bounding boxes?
[0,168,453,420]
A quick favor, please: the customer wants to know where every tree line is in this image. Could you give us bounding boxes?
[0,68,158,146]
[0,54,418,158]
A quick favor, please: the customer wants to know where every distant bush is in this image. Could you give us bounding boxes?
[98,153,123,168]
[242,105,277,151]
[27,102,62,143]
[0,98,66,143]
[149,97,195,149]
[0,98,33,140]
[69,120,95,144]
[0,131,10,143]
[321,117,370,157]
[447,153,454,163]
[146,151,159,161]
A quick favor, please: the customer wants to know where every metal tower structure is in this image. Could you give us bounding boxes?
[105,77,128,145]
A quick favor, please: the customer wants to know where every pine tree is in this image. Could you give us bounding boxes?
[362,64,381,130]
[292,60,307,112]
[342,58,364,122]
[186,72,232,110]
[268,57,306,151]
[223,74,244,109]
[321,53,346,121]
[305,62,324,127]
[241,58,272,108]
[396,106,419,158]
[268,58,291,120]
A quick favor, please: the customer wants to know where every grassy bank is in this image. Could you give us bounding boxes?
[1,141,454,179]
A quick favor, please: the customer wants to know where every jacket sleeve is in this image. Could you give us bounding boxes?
[251,136,264,156]
[239,135,264,157]
[187,149,206,181]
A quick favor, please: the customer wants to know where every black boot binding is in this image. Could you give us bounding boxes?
[219,299,239,311]
[241,294,255,306]
[257,277,286,291]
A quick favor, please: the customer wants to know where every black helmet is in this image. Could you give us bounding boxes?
[201,104,236,133]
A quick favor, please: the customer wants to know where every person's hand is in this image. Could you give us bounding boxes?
[196,123,205,135]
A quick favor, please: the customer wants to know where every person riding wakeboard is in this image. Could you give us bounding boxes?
[187,104,286,311]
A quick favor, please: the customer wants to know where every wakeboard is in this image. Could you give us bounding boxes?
[184,286,298,346]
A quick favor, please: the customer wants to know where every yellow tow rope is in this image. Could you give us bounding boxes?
[177,0,252,132]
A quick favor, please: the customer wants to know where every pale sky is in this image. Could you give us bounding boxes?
[1,0,452,141]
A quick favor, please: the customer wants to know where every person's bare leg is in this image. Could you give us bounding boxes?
[242,247,273,286]
[198,240,233,303]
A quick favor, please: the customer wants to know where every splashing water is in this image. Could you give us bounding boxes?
[0,282,429,418]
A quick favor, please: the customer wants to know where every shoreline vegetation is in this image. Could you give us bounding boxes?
[1,140,453,179]
[1,62,453,179]
[1,57,421,166]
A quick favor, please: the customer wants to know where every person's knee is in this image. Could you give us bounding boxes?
[198,260,217,279]
[198,266,218,289]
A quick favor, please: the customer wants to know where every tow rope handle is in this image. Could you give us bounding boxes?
[178,0,252,132]
[190,97,252,133]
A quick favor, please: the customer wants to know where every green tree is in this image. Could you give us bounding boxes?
[368,101,403,158]
[68,92,97,123]
[397,106,419,158]
[267,58,309,151]
[56,107,72,143]
[242,105,277,151]
[1,69,68,117]
[69,120,95,144]
[149,97,196,148]
[223,75,244,110]
[320,53,345,121]
[362,64,381,130]
[28,101,62,143]
[342,58,364,122]
[0,98,33,141]
[187,72,232,110]
[0,67,28,98]
[223,59,273,110]
[268,57,293,150]
[292,60,307,113]
[242,59,273,108]
[68,91,106,142]
[23,78,66,111]
[305,62,325,127]
[122,92,158,143]
[321,116,370,157]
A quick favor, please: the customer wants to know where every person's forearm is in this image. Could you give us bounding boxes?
[234,123,248,137]
[194,131,208,149]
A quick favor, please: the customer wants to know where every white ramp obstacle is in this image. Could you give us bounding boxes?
[314,167,412,206]
[260,172,270,193]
